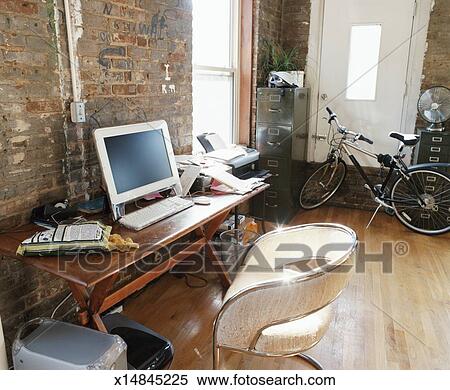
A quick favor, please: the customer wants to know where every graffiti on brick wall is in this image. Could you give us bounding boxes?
[101,3,173,40]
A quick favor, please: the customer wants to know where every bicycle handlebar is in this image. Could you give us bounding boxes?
[325,106,374,145]
[357,134,374,145]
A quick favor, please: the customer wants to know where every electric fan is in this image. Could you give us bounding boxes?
[417,86,450,132]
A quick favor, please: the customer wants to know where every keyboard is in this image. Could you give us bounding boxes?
[119,197,194,231]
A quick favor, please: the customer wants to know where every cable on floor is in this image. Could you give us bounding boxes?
[183,273,208,288]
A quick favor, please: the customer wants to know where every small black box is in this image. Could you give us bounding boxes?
[103,313,174,370]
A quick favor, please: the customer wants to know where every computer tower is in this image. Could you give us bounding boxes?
[13,318,127,370]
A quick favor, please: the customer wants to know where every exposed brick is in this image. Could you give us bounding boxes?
[2,1,38,16]
[26,100,61,114]
[112,83,137,95]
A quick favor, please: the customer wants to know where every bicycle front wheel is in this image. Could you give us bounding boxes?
[390,168,450,235]
[300,160,347,209]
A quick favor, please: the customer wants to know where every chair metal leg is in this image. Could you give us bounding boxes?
[297,353,324,370]
[213,346,220,370]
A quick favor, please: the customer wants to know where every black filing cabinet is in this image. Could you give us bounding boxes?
[413,129,450,172]
[252,88,309,224]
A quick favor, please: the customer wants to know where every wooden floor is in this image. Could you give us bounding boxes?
[123,207,450,369]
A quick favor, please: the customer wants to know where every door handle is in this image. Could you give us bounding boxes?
[268,108,281,113]
[266,141,281,146]
[313,134,327,141]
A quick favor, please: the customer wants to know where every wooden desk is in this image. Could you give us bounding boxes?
[0,185,268,331]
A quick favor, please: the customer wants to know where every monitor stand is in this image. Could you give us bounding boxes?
[111,203,126,221]
[110,183,182,222]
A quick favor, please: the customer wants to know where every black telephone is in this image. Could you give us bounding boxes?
[31,201,79,228]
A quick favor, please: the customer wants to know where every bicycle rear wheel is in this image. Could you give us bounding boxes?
[300,160,347,209]
[390,168,450,235]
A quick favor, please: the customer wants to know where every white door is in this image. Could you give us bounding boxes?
[313,0,417,166]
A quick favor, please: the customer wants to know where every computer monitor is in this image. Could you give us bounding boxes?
[94,121,181,211]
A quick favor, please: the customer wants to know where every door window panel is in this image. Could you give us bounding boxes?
[346,24,382,101]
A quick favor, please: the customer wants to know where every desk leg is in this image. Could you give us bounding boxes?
[203,210,232,289]
[68,274,118,332]
[88,274,118,332]
[68,282,90,327]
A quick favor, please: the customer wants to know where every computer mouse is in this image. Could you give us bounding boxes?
[194,196,211,205]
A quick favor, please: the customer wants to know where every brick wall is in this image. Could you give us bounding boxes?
[0,0,193,362]
[281,0,310,70]
[417,0,450,128]
[249,0,283,147]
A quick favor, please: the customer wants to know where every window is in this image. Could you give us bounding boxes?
[346,24,382,101]
[192,0,239,151]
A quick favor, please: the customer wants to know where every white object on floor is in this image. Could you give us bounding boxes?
[0,315,7,370]
[119,196,194,231]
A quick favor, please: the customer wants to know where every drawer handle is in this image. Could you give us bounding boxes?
[268,108,281,113]
[430,147,441,152]
[265,203,279,208]
[267,160,279,167]
[266,141,281,147]
[429,157,440,163]
[432,137,443,143]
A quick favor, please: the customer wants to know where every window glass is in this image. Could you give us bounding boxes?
[346,24,382,101]
[192,0,237,151]
[193,72,233,145]
[193,0,232,68]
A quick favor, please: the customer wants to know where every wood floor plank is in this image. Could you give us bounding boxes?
[123,207,450,369]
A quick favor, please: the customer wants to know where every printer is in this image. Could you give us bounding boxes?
[197,133,264,179]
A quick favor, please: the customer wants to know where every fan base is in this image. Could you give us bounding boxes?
[426,123,446,132]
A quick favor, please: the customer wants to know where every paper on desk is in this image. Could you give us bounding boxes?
[203,166,263,194]
[205,133,227,151]
[205,147,247,163]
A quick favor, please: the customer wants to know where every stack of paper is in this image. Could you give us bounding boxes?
[205,147,247,163]
[203,167,264,195]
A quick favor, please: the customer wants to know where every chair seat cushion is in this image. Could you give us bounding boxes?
[254,306,332,355]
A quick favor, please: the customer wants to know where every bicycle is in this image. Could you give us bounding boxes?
[299,107,450,235]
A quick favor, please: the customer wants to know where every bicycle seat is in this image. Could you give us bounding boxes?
[389,132,420,146]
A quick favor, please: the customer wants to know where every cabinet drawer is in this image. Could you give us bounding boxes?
[257,124,292,156]
[420,132,450,146]
[259,157,290,180]
[257,90,294,125]
[416,148,449,164]
[264,190,297,223]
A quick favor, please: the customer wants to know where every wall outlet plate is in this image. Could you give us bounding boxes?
[70,101,86,123]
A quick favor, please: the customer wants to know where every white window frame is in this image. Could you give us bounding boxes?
[192,0,241,145]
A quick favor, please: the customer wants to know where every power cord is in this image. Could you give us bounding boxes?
[51,292,73,319]
[183,273,208,289]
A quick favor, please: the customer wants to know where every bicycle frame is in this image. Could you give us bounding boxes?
[333,138,425,207]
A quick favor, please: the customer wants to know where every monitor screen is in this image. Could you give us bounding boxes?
[104,129,173,194]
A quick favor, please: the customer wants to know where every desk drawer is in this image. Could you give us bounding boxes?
[257,124,292,156]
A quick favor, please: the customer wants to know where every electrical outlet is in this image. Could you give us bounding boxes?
[70,101,86,123]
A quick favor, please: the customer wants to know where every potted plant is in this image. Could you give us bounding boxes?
[259,39,304,87]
